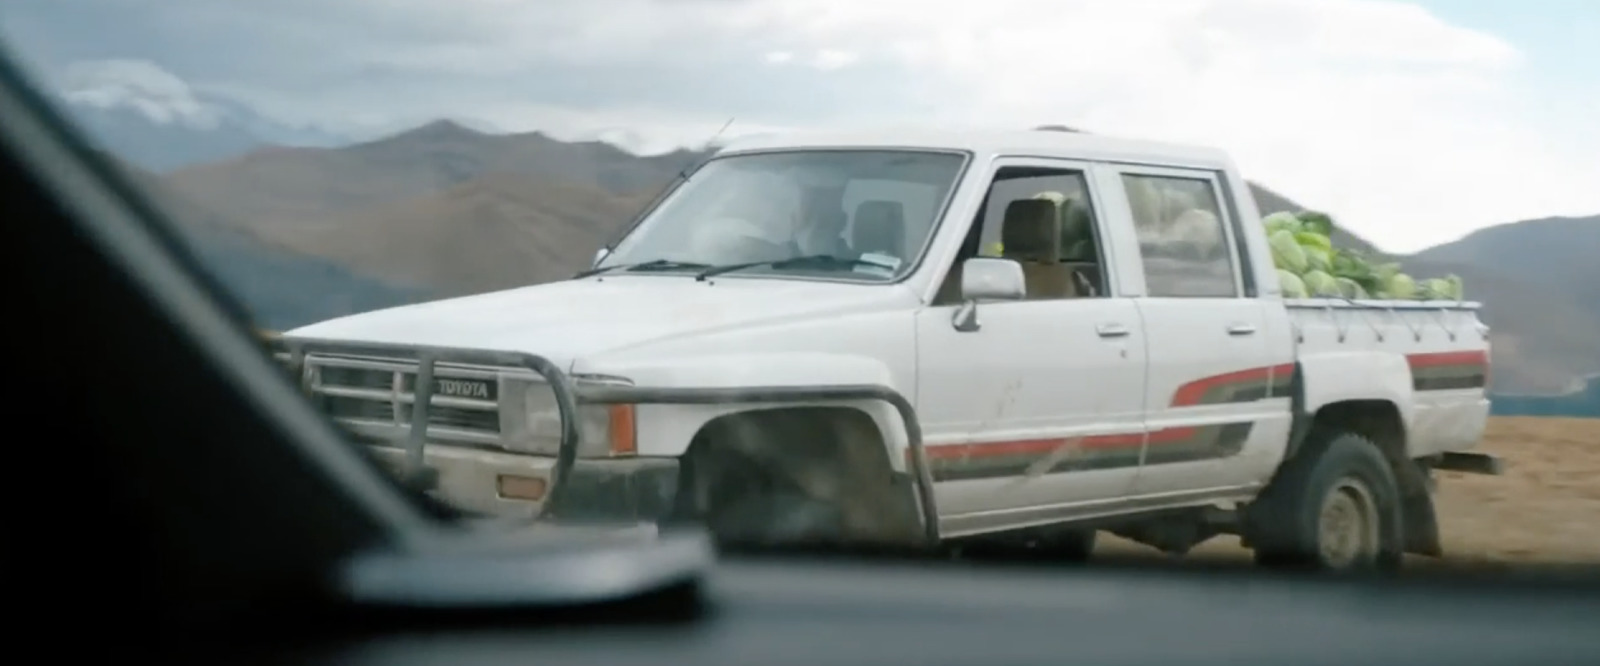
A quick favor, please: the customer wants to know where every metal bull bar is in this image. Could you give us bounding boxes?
[264,335,941,546]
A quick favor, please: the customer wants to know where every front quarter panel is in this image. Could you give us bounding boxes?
[574,308,920,467]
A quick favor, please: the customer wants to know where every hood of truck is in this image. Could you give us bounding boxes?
[285,275,916,366]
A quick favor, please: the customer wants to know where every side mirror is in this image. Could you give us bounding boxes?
[960,257,1026,301]
[592,246,611,268]
[947,256,1024,331]
[953,257,1024,333]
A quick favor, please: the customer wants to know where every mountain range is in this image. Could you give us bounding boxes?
[84,116,1598,395]
[47,58,508,172]
[50,58,352,170]
[108,158,426,330]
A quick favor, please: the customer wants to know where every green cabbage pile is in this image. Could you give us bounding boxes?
[1264,210,1464,301]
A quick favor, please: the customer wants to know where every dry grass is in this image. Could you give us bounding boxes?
[1098,417,1600,567]
[1428,417,1600,564]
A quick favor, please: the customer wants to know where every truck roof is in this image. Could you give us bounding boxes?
[715,128,1237,170]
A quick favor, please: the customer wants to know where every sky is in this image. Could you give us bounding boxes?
[1,0,1596,252]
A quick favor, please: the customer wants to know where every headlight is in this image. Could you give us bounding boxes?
[501,375,636,457]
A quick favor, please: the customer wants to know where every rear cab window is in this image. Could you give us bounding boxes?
[1116,170,1243,298]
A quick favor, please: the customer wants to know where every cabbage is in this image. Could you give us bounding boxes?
[1335,277,1369,299]
[1294,210,1335,236]
[1373,262,1402,282]
[1062,201,1094,245]
[1385,273,1417,299]
[1277,269,1308,298]
[1269,229,1309,274]
[1259,210,1464,301]
[1262,212,1302,236]
[1418,275,1464,301]
[1303,270,1340,297]
[1294,231,1332,252]
[1304,246,1331,273]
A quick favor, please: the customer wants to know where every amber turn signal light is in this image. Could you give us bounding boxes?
[496,474,548,501]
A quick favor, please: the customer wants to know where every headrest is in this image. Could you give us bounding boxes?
[1001,199,1060,262]
[802,189,848,232]
[853,200,905,256]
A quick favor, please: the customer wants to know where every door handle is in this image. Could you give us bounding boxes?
[1227,322,1258,336]
[1096,322,1130,338]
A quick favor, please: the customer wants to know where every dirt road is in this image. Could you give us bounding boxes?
[1099,417,1600,566]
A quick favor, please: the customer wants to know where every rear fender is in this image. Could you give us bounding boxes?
[1296,352,1416,439]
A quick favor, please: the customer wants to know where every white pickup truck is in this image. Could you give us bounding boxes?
[277,128,1501,570]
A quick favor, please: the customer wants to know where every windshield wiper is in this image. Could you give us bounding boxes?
[574,259,712,279]
[694,254,892,281]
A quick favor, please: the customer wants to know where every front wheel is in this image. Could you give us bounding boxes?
[1246,430,1403,571]
[706,490,846,548]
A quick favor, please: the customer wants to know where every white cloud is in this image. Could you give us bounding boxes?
[339,0,1591,251]
[15,0,1596,250]
[810,49,859,70]
[57,59,223,129]
[643,0,1584,252]
[425,100,802,156]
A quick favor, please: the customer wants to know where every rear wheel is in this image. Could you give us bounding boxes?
[1247,430,1403,571]
[1315,476,1381,568]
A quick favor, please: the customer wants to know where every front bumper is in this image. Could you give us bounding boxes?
[368,444,679,522]
[270,336,939,544]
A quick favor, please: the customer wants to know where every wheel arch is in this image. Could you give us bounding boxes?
[1281,389,1441,558]
[675,405,925,546]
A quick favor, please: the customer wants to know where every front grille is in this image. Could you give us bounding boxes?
[302,354,505,446]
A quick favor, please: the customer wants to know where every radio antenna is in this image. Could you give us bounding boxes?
[680,116,734,177]
[594,118,736,258]
[653,116,733,202]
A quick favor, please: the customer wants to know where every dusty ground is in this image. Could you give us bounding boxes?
[1098,417,1600,568]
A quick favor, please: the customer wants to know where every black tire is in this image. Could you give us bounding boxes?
[1246,430,1404,571]
[955,527,1097,563]
[1033,528,1098,562]
[706,490,845,547]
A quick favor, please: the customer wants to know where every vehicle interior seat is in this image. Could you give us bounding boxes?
[1001,199,1077,300]
[852,200,907,259]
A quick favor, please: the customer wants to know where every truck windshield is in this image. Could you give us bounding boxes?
[597,150,967,282]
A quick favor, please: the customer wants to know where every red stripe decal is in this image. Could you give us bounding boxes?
[918,425,1207,462]
[923,433,1143,460]
[1406,350,1488,369]
[1169,362,1294,407]
[1147,426,1199,444]
[1170,366,1268,407]
[920,362,1291,462]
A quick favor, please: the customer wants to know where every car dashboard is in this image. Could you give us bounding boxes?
[283,555,1600,666]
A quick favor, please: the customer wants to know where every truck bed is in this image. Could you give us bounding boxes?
[1286,298,1491,459]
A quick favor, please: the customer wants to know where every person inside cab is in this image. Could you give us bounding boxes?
[792,186,852,257]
